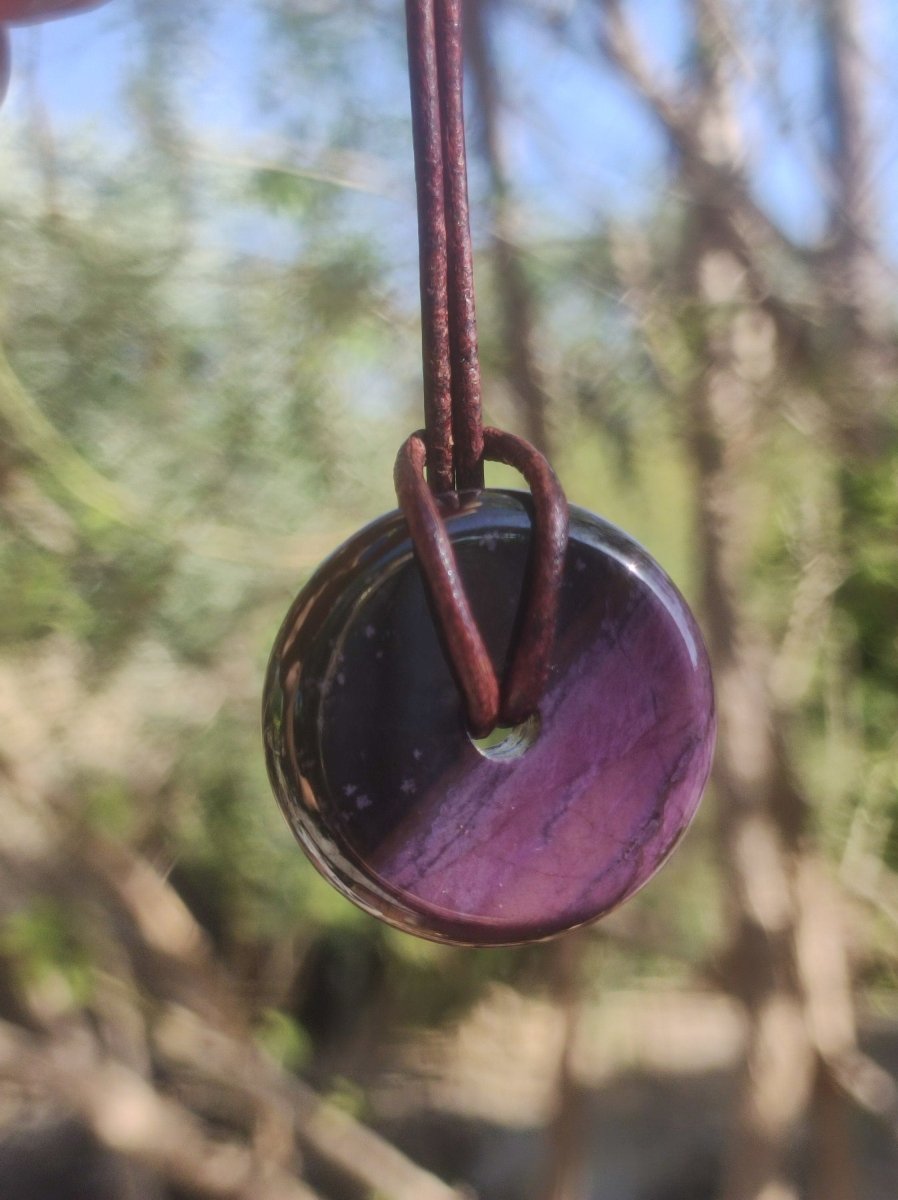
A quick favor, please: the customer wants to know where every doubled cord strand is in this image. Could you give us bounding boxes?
[406,0,483,493]
[400,0,569,734]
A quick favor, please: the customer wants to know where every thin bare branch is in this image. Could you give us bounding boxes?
[188,136,404,200]
[597,0,802,268]
[597,0,688,144]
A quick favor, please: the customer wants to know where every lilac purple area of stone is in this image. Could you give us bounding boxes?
[263,491,715,946]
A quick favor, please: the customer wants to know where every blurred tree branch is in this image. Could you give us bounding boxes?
[597,0,804,266]
[594,2,896,1197]
[85,836,467,1200]
[0,1020,324,1200]
[0,814,471,1200]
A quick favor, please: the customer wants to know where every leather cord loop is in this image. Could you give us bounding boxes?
[481,428,569,727]
[395,429,569,735]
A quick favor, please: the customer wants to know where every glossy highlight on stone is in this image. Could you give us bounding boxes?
[263,491,715,946]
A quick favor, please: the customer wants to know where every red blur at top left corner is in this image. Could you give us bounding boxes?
[0,0,113,108]
[0,1,110,24]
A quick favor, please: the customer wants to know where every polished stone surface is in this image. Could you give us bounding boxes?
[263,491,715,945]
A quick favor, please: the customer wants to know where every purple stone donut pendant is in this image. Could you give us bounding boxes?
[263,490,715,946]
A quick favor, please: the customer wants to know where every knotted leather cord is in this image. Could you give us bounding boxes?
[398,0,569,736]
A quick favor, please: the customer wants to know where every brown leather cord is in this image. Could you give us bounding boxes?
[434,0,484,490]
[395,433,498,737]
[406,0,454,494]
[395,429,569,735]
[400,0,569,734]
[406,0,485,490]
[481,428,569,726]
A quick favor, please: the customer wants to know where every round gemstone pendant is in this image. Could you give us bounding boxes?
[263,490,715,946]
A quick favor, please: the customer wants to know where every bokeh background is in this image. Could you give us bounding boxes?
[0,1,897,1197]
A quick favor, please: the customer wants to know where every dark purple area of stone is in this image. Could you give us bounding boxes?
[263,491,715,946]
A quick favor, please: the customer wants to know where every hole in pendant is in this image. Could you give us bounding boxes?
[468,712,541,761]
